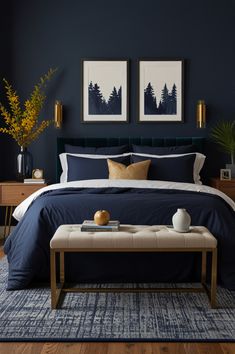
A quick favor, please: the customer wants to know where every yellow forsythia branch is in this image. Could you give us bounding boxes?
[0,68,57,147]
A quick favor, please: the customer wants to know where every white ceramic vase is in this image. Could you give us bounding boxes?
[172,208,191,232]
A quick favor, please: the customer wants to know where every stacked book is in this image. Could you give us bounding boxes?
[24,178,45,184]
[81,220,120,232]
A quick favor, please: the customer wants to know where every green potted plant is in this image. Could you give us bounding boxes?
[210,120,235,176]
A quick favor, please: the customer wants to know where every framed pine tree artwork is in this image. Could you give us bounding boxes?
[81,59,129,123]
[138,59,184,122]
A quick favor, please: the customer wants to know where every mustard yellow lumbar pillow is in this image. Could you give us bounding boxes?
[107,159,151,180]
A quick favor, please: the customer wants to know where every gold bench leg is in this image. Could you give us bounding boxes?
[201,251,207,286]
[50,250,64,309]
[3,206,14,241]
[60,251,65,285]
[7,206,13,237]
[50,247,217,309]
[3,206,9,240]
[50,250,57,309]
[210,248,217,308]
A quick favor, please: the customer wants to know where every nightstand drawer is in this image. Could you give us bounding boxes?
[0,184,46,205]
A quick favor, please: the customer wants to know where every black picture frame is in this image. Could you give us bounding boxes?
[138,59,184,123]
[81,59,129,123]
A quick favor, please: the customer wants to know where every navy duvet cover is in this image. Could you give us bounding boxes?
[4,187,235,290]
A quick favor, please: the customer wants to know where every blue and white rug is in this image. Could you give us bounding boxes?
[0,257,235,342]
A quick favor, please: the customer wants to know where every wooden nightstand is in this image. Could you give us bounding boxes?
[211,178,235,200]
[0,182,47,238]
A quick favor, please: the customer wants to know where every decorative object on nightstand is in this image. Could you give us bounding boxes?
[0,68,57,181]
[220,168,231,181]
[0,181,47,239]
[196,100,206,128]
[24,178,45,184]
[211,177,235,200]
[17,146,33,181]
[32,169,44,179]
[211,120,235,177]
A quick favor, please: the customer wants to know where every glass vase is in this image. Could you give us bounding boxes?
[17,146,33,181]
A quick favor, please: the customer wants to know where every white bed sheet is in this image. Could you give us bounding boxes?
[13,179,235,221]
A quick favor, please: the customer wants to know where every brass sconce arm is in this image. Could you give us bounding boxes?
[196,100,206,128]
[54,100,63,128]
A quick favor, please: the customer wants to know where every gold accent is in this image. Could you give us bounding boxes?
[54,100,63,129]
[32,169,44,179]
[211,249,217,308]
[107,158,151,180]
[51,247,216,252]
[3,205,14,240]
[60,251,65,284]
[201,251,207,285]
[196,100,206,128]
[62,287,205,293]
[3,206,9,239]
[50,247,217,310]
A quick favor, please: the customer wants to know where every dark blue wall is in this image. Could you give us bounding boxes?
[1,0,235,181]
[0,3,13,181]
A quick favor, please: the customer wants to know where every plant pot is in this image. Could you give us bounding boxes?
[17,146,33,181]
[226,164,235,178]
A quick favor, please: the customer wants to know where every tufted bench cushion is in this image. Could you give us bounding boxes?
[50,224,217,249]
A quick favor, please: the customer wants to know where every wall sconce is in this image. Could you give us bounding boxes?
[196,100,206,128]
[54,100,63,128]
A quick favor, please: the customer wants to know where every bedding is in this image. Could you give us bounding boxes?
[66,154,130,181]
[108,159,151,179]
[4,180,235,291]
[132,144,196,154]
[131,154,196,183]
[60,152,205,184]
[59,153,131,182]
[132,152,205,184]
[65,144,129,155]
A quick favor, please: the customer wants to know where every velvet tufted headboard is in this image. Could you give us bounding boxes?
[56,136,205,182]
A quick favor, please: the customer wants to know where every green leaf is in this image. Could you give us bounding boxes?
[210,120,235,164]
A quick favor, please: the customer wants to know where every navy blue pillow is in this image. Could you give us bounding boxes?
[132,154,196,183]
[65,144,129,155]
[132,144,196,155]
[67,155,130,181]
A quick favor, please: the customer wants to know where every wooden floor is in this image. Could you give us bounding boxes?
[0,244,234,354]
[0,342,234,354]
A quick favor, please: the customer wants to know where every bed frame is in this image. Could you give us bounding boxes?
[56,137,205,182]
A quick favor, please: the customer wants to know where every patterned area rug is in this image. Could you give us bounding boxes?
[0,257,235,342]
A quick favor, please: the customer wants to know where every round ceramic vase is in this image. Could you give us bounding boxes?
[172,208,191,232]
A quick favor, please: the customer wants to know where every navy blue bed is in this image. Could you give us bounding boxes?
[4,137,235,290]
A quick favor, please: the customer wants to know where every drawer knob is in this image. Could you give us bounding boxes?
[21,192,25,196]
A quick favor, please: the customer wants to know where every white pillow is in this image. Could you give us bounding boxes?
[59,152,131,183]
[132,152,206,184]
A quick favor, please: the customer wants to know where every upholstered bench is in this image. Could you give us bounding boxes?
[50,224,217,309]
